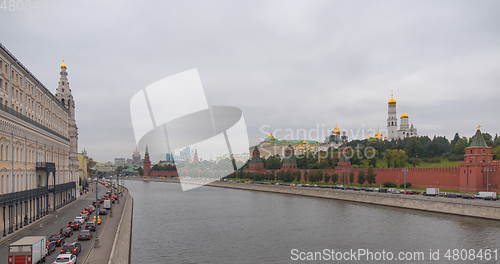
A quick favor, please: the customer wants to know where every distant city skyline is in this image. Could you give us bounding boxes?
[2,0,499,161]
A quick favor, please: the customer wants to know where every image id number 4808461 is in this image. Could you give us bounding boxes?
[442,248,498,262]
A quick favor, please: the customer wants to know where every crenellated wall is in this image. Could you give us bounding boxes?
[242,165,500,192]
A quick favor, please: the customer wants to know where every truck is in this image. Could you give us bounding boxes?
[475,192,497,200]
[103,199,112,210]
[8,236,47,264]
[425,188,440,196]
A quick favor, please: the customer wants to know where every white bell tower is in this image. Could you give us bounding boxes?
[387,93,398,140]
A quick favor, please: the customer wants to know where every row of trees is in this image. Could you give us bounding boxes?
[152,163,177,171]
[231,168,377,185]
[260,133,500,170]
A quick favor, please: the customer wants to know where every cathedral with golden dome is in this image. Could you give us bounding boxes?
[387,95,418,140]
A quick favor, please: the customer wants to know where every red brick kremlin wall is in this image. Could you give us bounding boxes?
[147,170,178,177]
[246,166,500,192]
[144,164,499,192]
[247,167,462,190]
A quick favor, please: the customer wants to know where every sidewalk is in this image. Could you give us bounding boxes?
[0,189,92,245]
[83,190,130,264]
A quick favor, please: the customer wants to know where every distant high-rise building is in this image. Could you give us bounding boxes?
[179,146,192,162]
[166,153,175,163]
[132,148,142,166]
[114,158,127,167]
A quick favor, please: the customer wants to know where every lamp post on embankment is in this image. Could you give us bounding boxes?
[484,166,495,192]
[402,168,409,189]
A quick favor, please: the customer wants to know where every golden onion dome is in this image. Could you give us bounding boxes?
[60,58,67,69]
[388,97,396,104]
[400,113,409,118]
[374,131,383,139]
[333,125,341,134]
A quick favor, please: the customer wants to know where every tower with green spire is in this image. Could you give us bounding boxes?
[459,127,494,192]
[143,146,151,176]
[248,146,265,170]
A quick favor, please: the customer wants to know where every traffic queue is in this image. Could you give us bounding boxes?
[7,182,118,264]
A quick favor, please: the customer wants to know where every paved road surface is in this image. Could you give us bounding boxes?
[0,184,107,264]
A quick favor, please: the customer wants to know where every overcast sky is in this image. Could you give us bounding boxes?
[1,0,499,161]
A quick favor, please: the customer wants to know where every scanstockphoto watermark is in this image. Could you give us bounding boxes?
[0,0,35,12]
[290,248,425,262]
[129,69,250,191]
[290,248,500,262]
[258,125,378,160]
[259,124,388,142]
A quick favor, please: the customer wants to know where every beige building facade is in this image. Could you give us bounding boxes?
[78,150,89,184]
[0,43,78,237]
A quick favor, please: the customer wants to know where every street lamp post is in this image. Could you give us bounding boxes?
[95,179,99,217]
[402,168,409,189]
[484,166,494,192]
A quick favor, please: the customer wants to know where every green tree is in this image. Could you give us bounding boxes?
[493,134,500,148]
[323,174,331,183]
[453,137,468,155]
[383,182,397,188]
[384,149,408,168]
[332,173,339,184]
[294,171,302,182]
[357,171,366,185]
[88,158,97,177]
[264,155,282,169]
[494,146,500,160]
[429,136,451,157]
[451,133,461,146]
[483,133,493,147]
[138,167,144,176]
[309,171,323,183]
[349,172,354,184]
[366,167,376,185]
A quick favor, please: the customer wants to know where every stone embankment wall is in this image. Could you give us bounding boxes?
[210,182,500,220]
[108,192,134,264]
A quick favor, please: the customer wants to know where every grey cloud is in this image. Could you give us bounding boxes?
[1,0,499,161]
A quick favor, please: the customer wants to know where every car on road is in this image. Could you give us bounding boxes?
[74,216,85,223]
[91,215,102,225]
[99,209,108,215]
[77,229,92,240]
[52,253,77,264]
[61,227,73,237]
[48,234,66,246]
[68,221,81,231]
[84,206,95,214]
[84,221,97,232]
[462,194,475,199]
[60,242,82,255]
[47,241,57,255]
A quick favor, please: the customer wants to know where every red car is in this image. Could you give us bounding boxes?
[69,221,81,231]
[60,242,82,255]
[61,227,73,237]
[78,229,92,240]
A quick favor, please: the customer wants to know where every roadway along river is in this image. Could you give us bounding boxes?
[126,180,500,264]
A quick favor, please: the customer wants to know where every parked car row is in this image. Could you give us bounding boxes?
[243,180,499,201]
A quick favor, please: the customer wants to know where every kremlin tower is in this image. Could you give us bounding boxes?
[143,146,151,176]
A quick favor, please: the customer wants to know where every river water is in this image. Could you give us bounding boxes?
[126,181,500,263]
